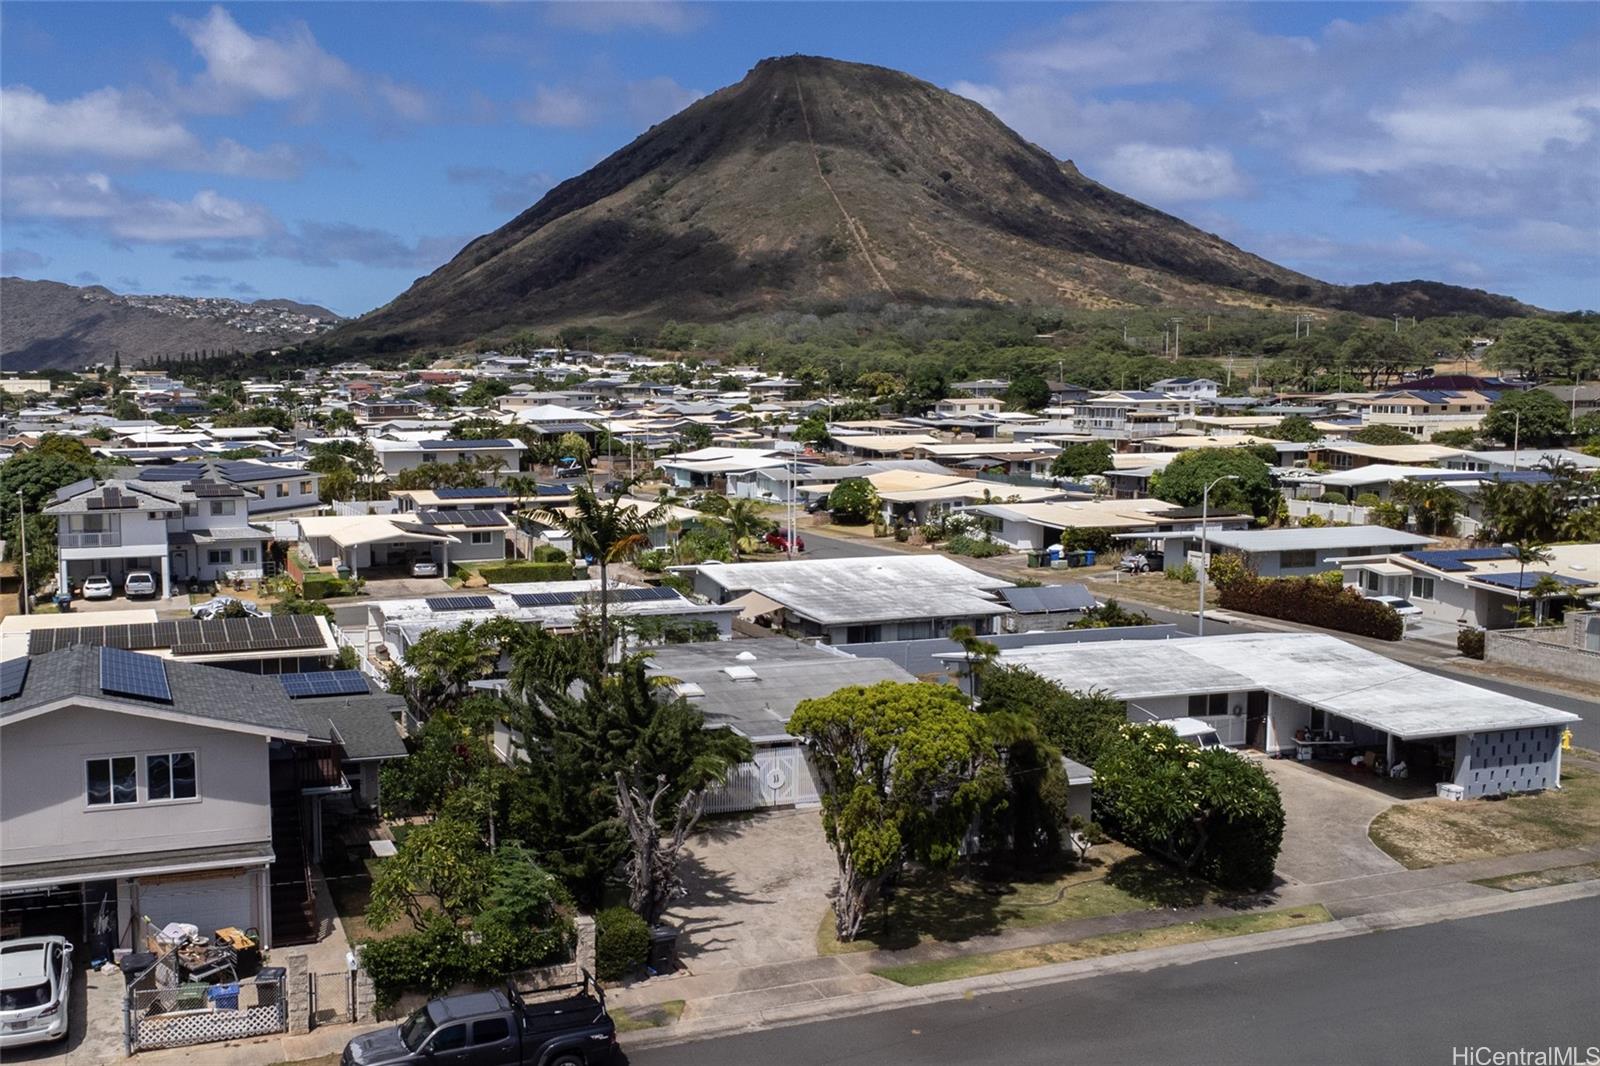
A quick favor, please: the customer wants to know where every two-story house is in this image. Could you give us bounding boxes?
[132,459,324,519]
[1068,391,1196,445]
[47,479,273,598]
[368,436,526,480]
[1149,377,1222,403]
[0,648,406,952]
[1359,389,1493,440]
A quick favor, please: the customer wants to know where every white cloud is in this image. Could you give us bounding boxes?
[543,2,704,35]
[952,80,1194,159]
[516,85,601,128]
[627,76,704,127]
[1096,144,1248,202]
[3,172,277,242]
[172,6,431,123]
[1,248,50,273]
[1,85,303,178]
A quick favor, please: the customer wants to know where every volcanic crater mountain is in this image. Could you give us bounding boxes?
[345,55,1527,348]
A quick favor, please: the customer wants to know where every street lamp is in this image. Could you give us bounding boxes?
[1196,475,1239,637]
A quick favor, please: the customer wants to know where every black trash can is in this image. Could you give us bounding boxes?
[121,952,158,987]
[646,925,678,972]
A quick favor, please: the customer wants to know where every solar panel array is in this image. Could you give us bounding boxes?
[86,488,140,510]
[425,594,495,612]
[433,486,510,499]
[0,658,29,701]
[415,509,505,527]
[279,670,370,699]
[999,584,1097,614]
[510,586,681,609]
[184,481,246,497]
[419,439,515,451]
[1401,548,1514,572]
[1471,571,1586,591]
[100,646,172,703]
[28,614,324,656]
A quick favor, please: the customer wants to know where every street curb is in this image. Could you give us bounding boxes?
[619,878,1599,1052]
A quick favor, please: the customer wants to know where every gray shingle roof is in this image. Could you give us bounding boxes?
[299,692,409,761]
[0,646,307,738]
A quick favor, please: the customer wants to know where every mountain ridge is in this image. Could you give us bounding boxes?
[336,55,1530,350]
[1,277,342,371]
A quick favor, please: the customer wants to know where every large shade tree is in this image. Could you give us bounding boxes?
[1482,389,1572,448]
[1150,448,1276,519]
[788,681,1001,941]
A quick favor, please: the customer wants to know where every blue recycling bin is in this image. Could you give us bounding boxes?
[207,983,240,1011]
[1083,550,1096,566]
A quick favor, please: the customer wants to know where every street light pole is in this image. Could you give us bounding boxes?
[16,491,28,616]
[1196,475,1239,637]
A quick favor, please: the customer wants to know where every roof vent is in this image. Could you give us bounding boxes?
[722,665,759,681]
[735,651,757,662]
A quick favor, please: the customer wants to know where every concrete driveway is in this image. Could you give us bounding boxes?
[1261,759,1403,887]
[664,808,836,973]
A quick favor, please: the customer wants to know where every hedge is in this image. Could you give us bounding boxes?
[469,561,582,583]
[1217,574,1403,641]
[301,572,344,600]
[595,907,650,981]
[1457,628,1485,660]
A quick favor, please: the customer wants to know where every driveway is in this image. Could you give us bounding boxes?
[1260,759,1403,887]
[664,808,836,973]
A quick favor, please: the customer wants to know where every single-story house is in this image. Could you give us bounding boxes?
[1150,525,1438,577]
[1339,544,1600,630]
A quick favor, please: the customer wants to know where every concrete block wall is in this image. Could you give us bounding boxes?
[1484,615,1600,685]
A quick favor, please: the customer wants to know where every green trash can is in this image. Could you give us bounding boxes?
[1026,550,1046,568]
[176,982,209,1011]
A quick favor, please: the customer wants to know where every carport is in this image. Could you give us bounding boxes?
[295,515,457,577]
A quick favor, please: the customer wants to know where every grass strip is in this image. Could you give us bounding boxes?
[1472,860,1600,893]
[610,999,686,1033]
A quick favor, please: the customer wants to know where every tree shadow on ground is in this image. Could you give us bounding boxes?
[667,850,773,967]
[1102,854,1212,909]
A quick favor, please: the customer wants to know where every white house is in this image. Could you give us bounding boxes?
[1149,377,1221,403]
[368,436,525,479]
[1339,544,1600,631]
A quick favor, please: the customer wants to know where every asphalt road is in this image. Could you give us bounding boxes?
[796,530,902,560]
[625,897,1600,1066]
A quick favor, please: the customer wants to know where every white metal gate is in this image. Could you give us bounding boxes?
[704,744,820,813]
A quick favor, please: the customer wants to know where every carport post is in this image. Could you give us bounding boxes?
[1386,732,1395,773]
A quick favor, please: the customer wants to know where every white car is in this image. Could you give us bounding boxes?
[123,570,157,598]
[1365,595,1422,618]
[81,575,114,600]
[0,936,72,1048]
[410,559,440,578]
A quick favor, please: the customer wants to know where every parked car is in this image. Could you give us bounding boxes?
[804,497,828,514]
[764,531,806,552]
[1365,594,1422,618]
[410,559,440,578]
[601,480,626,495]
[0,937,73,1049]
[123,570,157,598]
[81,574,114,600]
[341,975,615,1066]
[191,596,267,620]
[1163,716,1239,754]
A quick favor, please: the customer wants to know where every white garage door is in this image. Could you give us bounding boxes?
[135,868,258,938]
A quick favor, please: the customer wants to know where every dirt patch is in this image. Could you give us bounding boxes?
[1473,861,1600,892]
[1369,767,1600,869]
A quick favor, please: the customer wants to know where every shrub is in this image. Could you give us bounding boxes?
[1166,562,1197,584]
[1369,502,1409,530]
[1061,526,1116,554]
[828,478,880,524]
[1218,574,1403,640]
[301,572,343,600]
[1093,724,1285,892]
[1319,491,1348,505]
[1353,493,1382,508]
[531,544,567,563]
[1298,513,1328,528]
[1457,628,1486,660]
[635,549,666,573]
[471,561,579,583]
[945,534,1007,558]
[595,906,651,981]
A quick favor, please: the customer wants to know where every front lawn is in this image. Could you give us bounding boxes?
[1369,767,1600,869]
[816,843,1222,956]
[874,905,1333,987]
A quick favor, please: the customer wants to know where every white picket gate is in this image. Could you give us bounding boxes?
[704,744,821,813]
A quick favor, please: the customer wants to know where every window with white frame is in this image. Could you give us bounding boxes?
[207,548,234,566]
[147,752,197,801]
[276,483,290,498]
[238,547,258,563]
[470,531,493,545]
[86,756,138,806]
[1411,576,1435,600]
[299,481,312,495]
[209,500,237,516]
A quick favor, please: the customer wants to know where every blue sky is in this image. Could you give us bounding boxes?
[2,2,1595,317]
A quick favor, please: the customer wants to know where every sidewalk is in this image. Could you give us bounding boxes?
[607,840,1600,1040]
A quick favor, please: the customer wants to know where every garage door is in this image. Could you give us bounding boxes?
[135,868,258,938]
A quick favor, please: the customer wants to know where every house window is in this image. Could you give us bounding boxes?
[1280,549,1317,569]
[207,549,234,566]
[421,454,437,464]
[470,531,493,545]
[276,483,289,498]
[1412,576,1435,600]
[299,481,312,495]
[239,547,258,563]
[209,500,236,516]
[1364,571,1380,592]
[147,752,197,801]
[86,756,138,806]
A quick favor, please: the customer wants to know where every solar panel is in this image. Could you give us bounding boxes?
[434,486,510,499]
[279,670,370,699]
[100,646,172,702]
[185,481,245,497]
[511,591,582,608]
[0,659,28,701]
[1402,548,1514,572]
[426,595,494,612]
[611,586,682,603]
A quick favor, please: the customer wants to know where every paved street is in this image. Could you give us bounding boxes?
[625,897,1600,1066]
[796,530,902,560]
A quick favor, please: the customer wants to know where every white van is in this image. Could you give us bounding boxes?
[1162,716,1230,751]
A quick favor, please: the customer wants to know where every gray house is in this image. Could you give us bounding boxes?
[1156,525,1436,577]
[0,648,404,953]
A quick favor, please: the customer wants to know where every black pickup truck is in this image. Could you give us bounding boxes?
[342,973,616,1066]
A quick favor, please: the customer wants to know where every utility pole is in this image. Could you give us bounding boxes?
[1196,475,1239,637]
[17,492,28,615]
[1393,314,1402,335]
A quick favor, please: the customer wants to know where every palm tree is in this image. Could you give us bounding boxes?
[1528,573,1566,627]
[1393,479,1461,536]
[533,482,665,661]
[723,498,771,558]
[1503,541,1552,627]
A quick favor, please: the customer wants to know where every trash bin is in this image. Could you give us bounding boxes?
[176,982,210,1011]
[646,925,678,972]
[1026,550,1046,569]
[121,952,158,987]
[1083,550,1096,566]
[207,983,240,1011]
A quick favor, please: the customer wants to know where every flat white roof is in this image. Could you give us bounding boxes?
[1201,525,1437,552]
[689,555,1012,626]
[997,632,1579,740]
